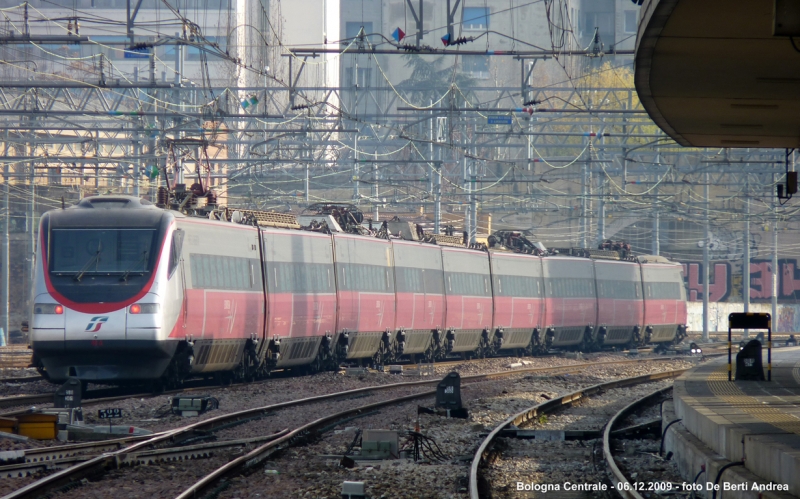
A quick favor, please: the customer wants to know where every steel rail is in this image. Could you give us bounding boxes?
[0,376,43,384]
[468,369,687,499]
[603,386,674,499]
[1,357,674,498]
[0,429,291,478]
[173,390,440,499]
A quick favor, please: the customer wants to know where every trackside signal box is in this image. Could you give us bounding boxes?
[436,372,462,410]
[54,377,82,409]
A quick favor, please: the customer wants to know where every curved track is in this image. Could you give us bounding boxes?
[603,386,674,499]
[468,369,686,499]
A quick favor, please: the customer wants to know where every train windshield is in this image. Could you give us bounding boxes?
[50,229,158,276]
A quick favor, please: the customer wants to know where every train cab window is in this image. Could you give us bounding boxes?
[168,229,184,278]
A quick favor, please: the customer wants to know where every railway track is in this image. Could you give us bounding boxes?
[0,350,712,414]
[0,357,684,499]
[469,369,687,499]
[0,347,32,370]
[603,386,675,499]
[0,376,42,385]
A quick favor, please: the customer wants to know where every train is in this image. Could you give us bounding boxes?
[30,194,687,388]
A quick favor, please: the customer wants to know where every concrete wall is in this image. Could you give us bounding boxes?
[687,302,800,333]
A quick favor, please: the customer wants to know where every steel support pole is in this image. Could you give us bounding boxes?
[353,133,359,199]
[304,162,310,204]
[772,210,778,333]
[133,132,140,197]
[470,163,477,243]
[1,135,8,346]
[434,152,441,234]
[372,162,379,221]
[581,160,587,249]
[652,183,660,256]
[743,181,750,338]
[463,121,470,239]
[703,172,710,341]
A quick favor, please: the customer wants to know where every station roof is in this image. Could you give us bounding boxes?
[635,0,800,148]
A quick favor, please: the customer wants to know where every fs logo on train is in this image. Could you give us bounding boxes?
[85,316,109,332]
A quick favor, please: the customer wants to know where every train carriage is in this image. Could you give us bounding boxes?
[489,251,545,353]
[332,233,396,362]
[390,239,446,360]
[542,256,598,348]
[639,257,688,344]
[593,259,644,347]
[441,247,494,354]
[177,216,264,376]
[261,228,336,369]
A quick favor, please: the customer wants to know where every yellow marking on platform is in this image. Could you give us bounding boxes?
[706,364,800,433]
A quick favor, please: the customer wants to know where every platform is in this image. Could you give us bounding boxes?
[667,347,800,498]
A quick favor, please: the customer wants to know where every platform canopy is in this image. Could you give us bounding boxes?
[635,0,800,148]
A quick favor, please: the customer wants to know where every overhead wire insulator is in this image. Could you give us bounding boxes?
[441,35,473,46]
[398,44,420,52]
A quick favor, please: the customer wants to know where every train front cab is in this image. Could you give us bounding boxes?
[31,197,179,384]
[639,257,688,345]
[489,251,545,354]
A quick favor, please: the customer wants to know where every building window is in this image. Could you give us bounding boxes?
[462,7,489,30]
[462,55,489,78]
[345,67,372,88]
[624,11,638,33]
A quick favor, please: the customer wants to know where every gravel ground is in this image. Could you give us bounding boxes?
[212,359,697,499]
[0,354,700,499]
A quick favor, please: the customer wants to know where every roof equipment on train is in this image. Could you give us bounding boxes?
[487,230,546,255]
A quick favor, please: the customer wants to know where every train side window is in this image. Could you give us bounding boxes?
[168,229,184,278]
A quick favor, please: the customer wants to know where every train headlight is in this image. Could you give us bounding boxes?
[34,303,64,315]
[129,303,159,314]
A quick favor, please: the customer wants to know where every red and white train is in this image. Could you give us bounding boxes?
[30,196,687,386]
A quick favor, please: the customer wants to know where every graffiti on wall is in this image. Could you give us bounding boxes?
[680,259,800,302]
[681,262,731,302]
